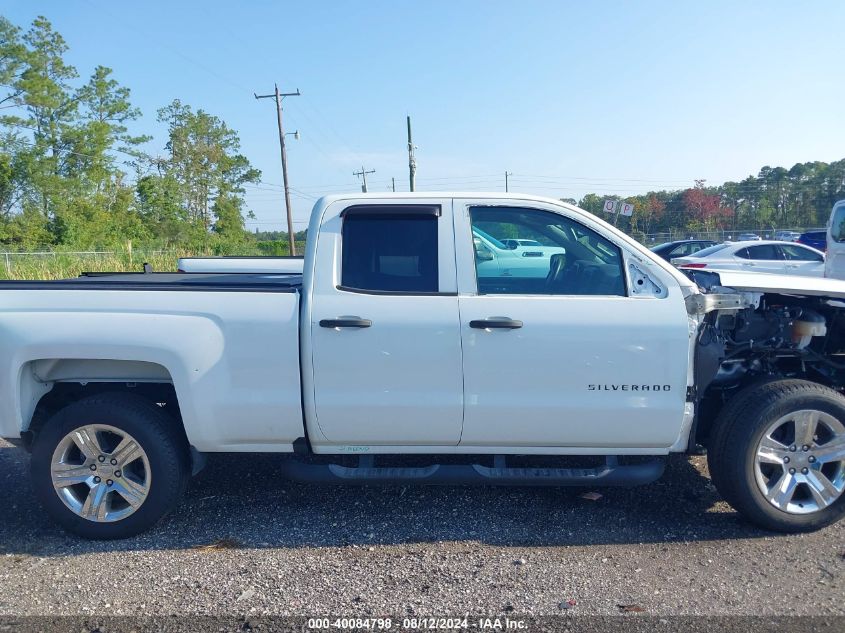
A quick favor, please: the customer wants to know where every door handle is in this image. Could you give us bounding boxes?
[469,318,523,329]
[320,317,372,328]
[741,262,755,267]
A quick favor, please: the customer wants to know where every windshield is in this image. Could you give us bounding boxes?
[690,243,730,258]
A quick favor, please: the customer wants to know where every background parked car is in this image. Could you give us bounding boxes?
[472,227,566,279]
[773,230,802,242]
[649,239,717,261]
[798,230,827,252]
[737,232,762,241]
[824,199,845,279]
[671,240,825,276]
[500,238,544,250]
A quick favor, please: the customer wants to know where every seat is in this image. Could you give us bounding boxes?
[545,253,568,292]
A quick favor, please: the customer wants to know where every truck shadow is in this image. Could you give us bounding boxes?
[0,445,782,557]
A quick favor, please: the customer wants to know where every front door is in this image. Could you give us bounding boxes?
[454,202,690,449]
[308,199,464,446]
[780,243,825,277]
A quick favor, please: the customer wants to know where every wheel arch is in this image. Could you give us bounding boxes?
[17,358,187,446]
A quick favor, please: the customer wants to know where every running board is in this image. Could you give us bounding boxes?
[280,456,665,488]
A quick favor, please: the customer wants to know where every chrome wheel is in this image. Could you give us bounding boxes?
[754,410,845,514]
[50,424,151,522]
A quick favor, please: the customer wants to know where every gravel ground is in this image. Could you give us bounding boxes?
[0,439,843,617]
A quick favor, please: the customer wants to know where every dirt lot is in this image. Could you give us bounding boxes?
[0,439,843,617]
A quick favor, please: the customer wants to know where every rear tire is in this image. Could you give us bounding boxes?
[31,393,190,539]
[708,379,845,532]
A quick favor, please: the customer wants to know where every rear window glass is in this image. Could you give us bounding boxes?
[341,212,438,292]
[692,244,729,257]
[745,244,781,260]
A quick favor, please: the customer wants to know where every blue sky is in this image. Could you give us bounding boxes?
[3,1,844,231]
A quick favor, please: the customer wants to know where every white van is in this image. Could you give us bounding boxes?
[824,200,845,279]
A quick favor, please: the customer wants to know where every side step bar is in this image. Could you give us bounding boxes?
[280,455,665,488]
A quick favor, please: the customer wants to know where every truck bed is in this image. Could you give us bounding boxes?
[0,272,303,292]
[0,271,304,451]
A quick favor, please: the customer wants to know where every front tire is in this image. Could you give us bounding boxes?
[708,379,845,532]
[31,393,190,539]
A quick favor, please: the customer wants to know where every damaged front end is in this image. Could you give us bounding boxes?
[684,269,845,448]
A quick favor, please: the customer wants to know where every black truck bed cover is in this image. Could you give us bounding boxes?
[0,272,303,292]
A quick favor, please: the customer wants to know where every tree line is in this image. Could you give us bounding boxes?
[578,159,845,241]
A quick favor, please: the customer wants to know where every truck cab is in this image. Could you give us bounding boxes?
[302,194,692,452]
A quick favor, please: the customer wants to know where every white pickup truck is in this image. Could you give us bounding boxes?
[2,193,845,539]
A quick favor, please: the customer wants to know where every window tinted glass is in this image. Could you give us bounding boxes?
[746,244,781,260]
[470,206,625,296]
[670,242,713,257]
[342,213,438,292]
[669,244,692,257]
[781,244,823,262]
[694,244,729,257]
[831,204,845,243]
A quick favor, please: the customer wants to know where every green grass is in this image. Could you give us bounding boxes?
[0,241,309,280]
[0,250,184,280]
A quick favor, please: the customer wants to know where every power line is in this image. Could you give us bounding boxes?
[297,93,367,166]
[86,0,252,94]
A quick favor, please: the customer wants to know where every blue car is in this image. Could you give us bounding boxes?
[798,230,826,252]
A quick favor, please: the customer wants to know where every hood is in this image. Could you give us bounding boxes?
[688,268,845,300]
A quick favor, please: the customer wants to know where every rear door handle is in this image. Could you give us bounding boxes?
[469,318,523,329]
[320,318,372,328]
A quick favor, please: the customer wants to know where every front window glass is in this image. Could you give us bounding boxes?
[469,206,625,296]
[781,244,823,262]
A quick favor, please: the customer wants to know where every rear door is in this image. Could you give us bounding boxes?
[734,244,787,274]
[307,199,464,446]
[453,200,690,449]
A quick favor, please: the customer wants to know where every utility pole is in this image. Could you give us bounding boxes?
[354,166,375,192]
[254,84,300,256]
[505,171,512,192]
[407,115,416,192]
